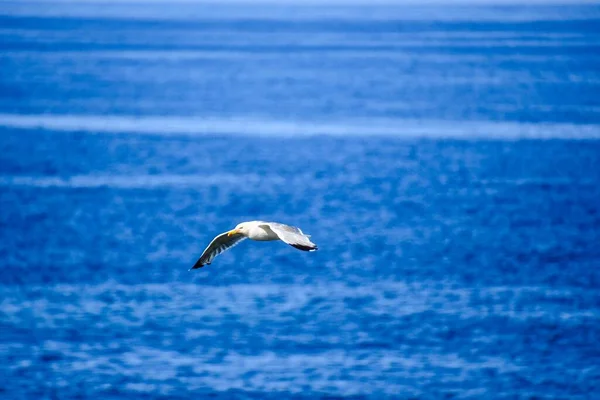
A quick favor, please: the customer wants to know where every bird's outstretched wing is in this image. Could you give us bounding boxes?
[191,232,246,269]
[264,222,318,251]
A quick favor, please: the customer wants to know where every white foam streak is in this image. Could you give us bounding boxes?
[0,174,271,189]
[1,114,599,139]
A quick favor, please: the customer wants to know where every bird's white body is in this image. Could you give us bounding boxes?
[243,222,279,241]
[191,220,317,269]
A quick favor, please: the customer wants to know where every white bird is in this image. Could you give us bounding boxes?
[191,221,318,269]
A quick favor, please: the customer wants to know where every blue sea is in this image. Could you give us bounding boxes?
[1,1,600,398]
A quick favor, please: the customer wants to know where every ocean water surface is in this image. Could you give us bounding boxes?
[1,1,600,399]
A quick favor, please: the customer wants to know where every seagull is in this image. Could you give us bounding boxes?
[191,221,318,269]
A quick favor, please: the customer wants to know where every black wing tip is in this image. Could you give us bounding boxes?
[292,244,318,252]
[190,261,210,270]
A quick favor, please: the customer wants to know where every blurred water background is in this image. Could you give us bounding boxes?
[1,1,600,398]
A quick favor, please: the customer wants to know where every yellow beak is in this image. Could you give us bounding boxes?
[227,229,240,237]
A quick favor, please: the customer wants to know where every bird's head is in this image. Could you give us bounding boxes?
[227,222,248,237]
